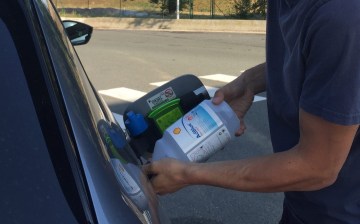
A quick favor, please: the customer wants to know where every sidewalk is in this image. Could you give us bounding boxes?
[62,17,266,33]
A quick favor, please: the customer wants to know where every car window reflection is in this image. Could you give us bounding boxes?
[97,120,160,223]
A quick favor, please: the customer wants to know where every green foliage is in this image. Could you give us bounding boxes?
[252,0,266,18]
[233,0,266,19]
[149,0,188,14]
[233,0,251,18]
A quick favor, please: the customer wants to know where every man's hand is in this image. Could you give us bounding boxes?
[143,109,359,195]
[213,84,254,136]
[213,63,266,136]
[142,158,191,195]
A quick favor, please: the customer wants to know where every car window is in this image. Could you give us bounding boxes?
[32,1,158,223]
[0,17,81,224]
[34,0,115,123]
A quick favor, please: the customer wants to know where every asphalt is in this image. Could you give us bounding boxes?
[62,17,266,33]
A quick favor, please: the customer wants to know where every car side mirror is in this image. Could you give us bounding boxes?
[62,20,93,46]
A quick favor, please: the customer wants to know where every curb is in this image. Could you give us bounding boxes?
[62,17,266,33]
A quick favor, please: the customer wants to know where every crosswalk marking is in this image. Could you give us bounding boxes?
[150,81,168,86]
[254,96,267,102]
[150,74,241,86]
[104,74,265,133]
[149,81,263,102]
[98,87,146,102]
[205,86,218,97]
[112,112,125,129]
[111,94,265,130]
[199,74,238,83]
[150,81,218,98]
[99,74,266,103]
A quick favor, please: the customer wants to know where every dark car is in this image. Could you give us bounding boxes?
[0,0,170,223]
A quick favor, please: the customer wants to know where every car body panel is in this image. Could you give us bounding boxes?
[0,0,169,223]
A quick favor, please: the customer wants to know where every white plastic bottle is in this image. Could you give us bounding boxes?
[152,99,240,162]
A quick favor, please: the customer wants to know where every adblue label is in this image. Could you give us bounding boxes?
[182,103,219,139]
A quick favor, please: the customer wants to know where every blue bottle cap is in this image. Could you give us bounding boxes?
[125,111,148,137]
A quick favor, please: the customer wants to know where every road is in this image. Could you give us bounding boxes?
[76,30,283,224]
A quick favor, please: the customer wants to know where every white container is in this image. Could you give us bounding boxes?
[152,99,240,162]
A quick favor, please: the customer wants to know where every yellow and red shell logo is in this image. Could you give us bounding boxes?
[173,127,181,134]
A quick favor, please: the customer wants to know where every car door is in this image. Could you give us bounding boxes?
[30,0,169,223]
[0,1,88,223]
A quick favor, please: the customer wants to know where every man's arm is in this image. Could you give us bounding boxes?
[241,62,267,95]
[144,109,358,194]
[212,63,266,136]
[213,63,266,102]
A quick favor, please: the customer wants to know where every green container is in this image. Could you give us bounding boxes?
[148,99,183,134]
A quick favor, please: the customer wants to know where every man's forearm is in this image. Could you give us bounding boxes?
[183,109,357,193]
[184,148,328,193]
[241,62,266,95]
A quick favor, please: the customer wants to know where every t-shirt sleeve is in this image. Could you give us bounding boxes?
[300,0,360,125]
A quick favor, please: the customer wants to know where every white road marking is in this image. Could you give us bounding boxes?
[150,81,218,98]
[199,74,238,83]
[100,74,266,103]
[150,81,168,86]
[149,83,265,102]
[206,86,266,102]
[254,96,266,102]
[110,96,266,131]
[205,86,218,97]
[151,74,243,86]
[99,87,146,102]
[200,74,265,102]
[112,112,125,129]
[103,74,265,134]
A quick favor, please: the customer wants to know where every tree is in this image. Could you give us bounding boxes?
[150,0,188,14]
[233,0,266,19]
[251,0,266,18]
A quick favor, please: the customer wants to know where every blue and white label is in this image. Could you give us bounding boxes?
[182,104,218,139]
[168,101,230,160]
[187,127,231,161]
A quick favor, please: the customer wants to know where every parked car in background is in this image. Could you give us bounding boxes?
[0,0,170,223]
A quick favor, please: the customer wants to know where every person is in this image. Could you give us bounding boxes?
[143,0,360,223]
